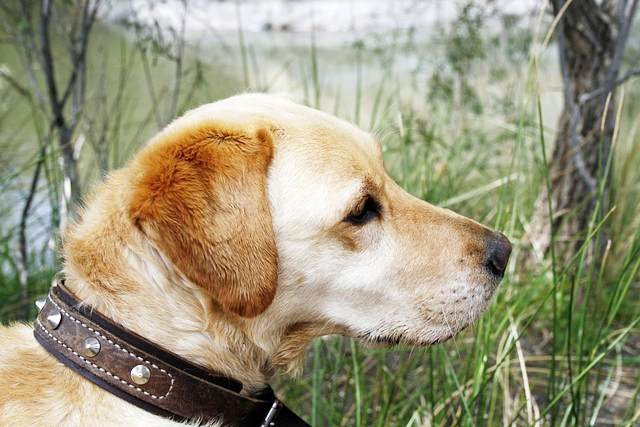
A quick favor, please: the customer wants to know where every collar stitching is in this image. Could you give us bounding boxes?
[37,295,174,399]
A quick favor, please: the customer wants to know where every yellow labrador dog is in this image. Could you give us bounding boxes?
[0,94,511,426]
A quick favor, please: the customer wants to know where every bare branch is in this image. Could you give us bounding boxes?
[16,0,48,110]
[71,1,101,132]
[61,0,102,128]
[19,141,47,317]
[167,0,189,123]
[605,0,637,84]
[618,67,640,83]
[0,67,31,100]
[40,0,63,126]
[580,67,640,104]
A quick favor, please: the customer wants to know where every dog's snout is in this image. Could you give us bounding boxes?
[486,232,512,275]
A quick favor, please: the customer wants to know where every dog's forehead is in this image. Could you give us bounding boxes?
[192,94,389,228]
[176,94,386,218]
[274,102,383,162]
[182,93,383,163]
[267,99,385,187]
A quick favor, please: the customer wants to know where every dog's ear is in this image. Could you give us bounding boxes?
[128,121,277,318]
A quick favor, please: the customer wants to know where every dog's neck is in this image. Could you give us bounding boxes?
[60,175,341,391]
[62,269,267,392]
[61,211,306,392]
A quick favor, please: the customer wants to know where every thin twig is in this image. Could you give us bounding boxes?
[0,67,31,100]
[40,0,62,125]
[168,0,189,123]
[580,68,640,104]
[19,139,47,318]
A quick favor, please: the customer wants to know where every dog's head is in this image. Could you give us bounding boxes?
[124,93,510,355]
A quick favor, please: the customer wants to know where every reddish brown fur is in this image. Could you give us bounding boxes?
[128,124,278,317]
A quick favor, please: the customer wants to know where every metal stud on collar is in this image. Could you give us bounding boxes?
[46,311,62,329]
[130,364,151,385]
[82,337,101,358]
[35,298,46,312]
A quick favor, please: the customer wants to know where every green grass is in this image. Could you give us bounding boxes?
[1,3,639,426]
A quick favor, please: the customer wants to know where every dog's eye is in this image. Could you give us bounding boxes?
[346,197,380,225]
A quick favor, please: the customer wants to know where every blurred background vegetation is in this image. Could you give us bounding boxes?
[0,0,639,425]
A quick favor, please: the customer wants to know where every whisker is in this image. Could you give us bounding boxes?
[440,307,460,357]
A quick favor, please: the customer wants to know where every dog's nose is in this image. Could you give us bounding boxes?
[486,232,512,275]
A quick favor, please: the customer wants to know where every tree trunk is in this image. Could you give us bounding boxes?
[527,0,637,268]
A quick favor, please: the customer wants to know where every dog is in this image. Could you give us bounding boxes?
[0,93,511,426]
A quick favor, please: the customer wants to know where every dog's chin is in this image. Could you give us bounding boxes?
[356,327,466,349]
[359,334,405,349]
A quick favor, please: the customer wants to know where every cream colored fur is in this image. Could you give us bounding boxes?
[0,93,509,426]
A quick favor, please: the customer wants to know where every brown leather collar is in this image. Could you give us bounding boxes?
[33,282,310,426]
